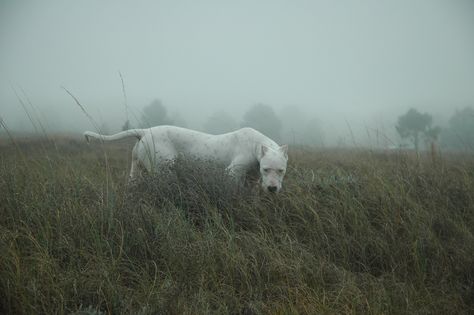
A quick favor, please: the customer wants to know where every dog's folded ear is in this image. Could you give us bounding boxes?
[280,144,288,158]
[261,144,269,157]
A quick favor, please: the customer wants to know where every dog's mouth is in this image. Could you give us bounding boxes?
[263,184,281,193]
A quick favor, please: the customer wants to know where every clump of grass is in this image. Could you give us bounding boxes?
[126,156,257,223]
[0,139,473,314]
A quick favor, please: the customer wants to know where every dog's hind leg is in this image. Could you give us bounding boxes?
[128,142,147,182]
[129,158,140,181]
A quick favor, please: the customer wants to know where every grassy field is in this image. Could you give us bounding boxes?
[1,136,473,314]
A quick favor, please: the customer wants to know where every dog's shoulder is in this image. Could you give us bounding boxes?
[236,127,258,135]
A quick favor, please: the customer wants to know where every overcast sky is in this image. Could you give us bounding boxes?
[1,0,473,142]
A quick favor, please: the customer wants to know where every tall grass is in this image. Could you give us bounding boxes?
[0,138,473,314]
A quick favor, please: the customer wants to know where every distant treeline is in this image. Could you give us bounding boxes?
[126,99,474,152]
[125,99,326,147]
[2,97,474,152]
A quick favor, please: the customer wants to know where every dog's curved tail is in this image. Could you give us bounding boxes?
[83,129,145,143]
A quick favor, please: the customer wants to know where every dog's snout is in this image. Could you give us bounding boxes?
[267,186,277,193]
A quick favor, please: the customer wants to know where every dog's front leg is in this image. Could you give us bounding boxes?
[226,156,250,182]
[226,164,245,180]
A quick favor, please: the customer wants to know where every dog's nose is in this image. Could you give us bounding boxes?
[267,186,277,193]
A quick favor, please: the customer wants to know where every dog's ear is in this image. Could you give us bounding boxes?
[280,144,288,158]
[260,144,269,158]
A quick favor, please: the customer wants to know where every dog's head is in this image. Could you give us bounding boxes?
[258,144,288,193]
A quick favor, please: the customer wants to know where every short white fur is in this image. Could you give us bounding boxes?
[84,126,288,192]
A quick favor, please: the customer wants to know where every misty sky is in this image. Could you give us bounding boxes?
[1,0,474,142]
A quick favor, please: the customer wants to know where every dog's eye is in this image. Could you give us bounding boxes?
[263,168,271,173]
[277,169,285,174]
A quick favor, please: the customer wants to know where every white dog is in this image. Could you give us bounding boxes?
[84,126,288,193]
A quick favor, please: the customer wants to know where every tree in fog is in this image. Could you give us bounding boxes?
[140,99,172,128]
[441,107,474,151]
[396,108,433,152]
[169,111,188,128]
[241,104,282,142]
[203,111,237,134]
[424,126,442,144]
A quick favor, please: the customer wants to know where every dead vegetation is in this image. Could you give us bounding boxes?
[1,138,473,314]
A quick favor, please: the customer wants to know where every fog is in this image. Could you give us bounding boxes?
[1,0,474,147]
